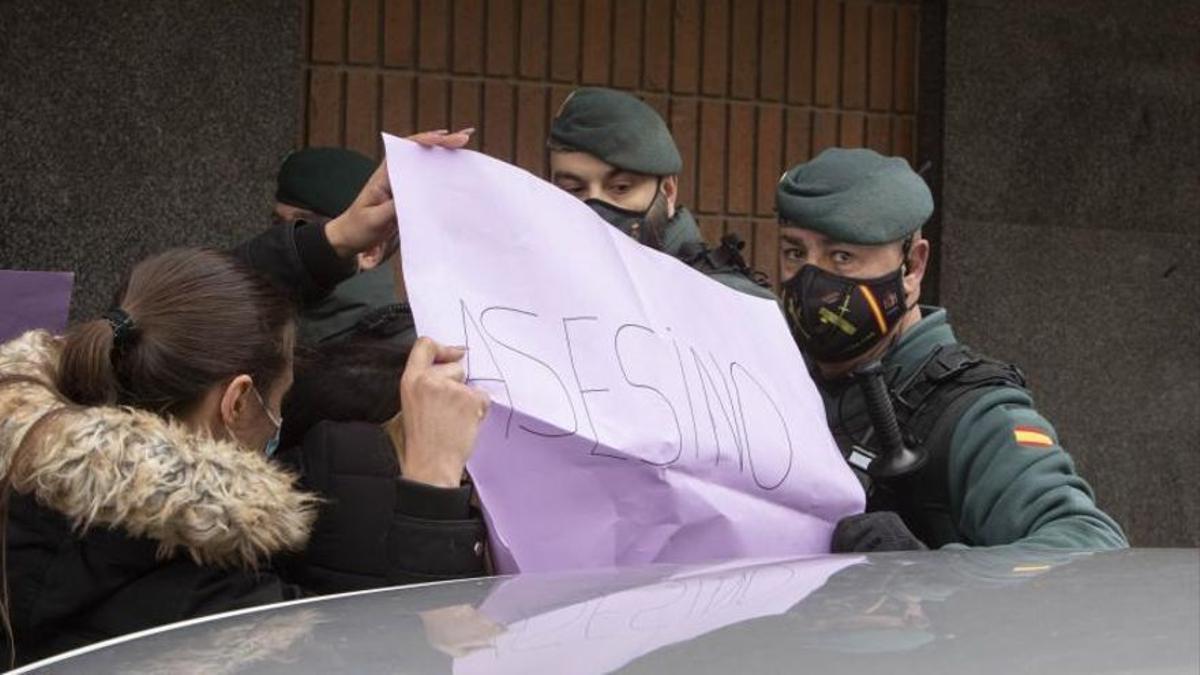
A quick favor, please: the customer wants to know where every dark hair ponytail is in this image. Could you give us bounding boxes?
[57,319,122,406]
[2,248,294,665]
[54,248,294,416]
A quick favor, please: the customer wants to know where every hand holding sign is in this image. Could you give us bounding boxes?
[399,337,491,489]
[327,128,476,260]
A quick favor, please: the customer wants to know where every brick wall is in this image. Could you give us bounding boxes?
[304,0,920,286]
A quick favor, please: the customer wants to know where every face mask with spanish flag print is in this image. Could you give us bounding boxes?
[780,263,909,363]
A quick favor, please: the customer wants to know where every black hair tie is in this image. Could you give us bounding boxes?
[102,308,137,350]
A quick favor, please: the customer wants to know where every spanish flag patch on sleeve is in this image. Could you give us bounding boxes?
[1014,425,1055,448]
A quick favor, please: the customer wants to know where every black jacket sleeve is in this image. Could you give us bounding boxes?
[274,421,487,594]
[231,219,357,304]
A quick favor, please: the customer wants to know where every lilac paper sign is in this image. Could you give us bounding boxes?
[385,134,864,574]
[0,270,74,343]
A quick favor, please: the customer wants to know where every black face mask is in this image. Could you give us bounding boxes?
[780,264,910,363]
[585,181,668,250]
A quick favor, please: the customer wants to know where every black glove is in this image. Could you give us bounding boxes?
[832,512,928,553]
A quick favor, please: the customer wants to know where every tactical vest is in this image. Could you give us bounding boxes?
[677,233,772,288]
[837,343,1028,548]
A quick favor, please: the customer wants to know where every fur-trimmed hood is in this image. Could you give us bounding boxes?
[0,331,317,568]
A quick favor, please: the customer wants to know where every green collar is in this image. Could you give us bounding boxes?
[880,306,958,380]
[819,306,958,425]
[661,206,705,258]
[299,263,399,344]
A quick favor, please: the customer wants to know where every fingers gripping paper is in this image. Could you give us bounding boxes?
[385,135,864,573]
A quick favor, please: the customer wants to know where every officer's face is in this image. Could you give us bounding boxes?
[550,151,676,216]
[778,226,910,282]
[779,224,930,312]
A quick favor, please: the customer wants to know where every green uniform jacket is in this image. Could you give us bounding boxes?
[822,307,1127,550]
[663,207,777,301]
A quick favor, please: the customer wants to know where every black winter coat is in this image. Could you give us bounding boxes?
[275,420,486,593]
[5,493,300,667]
[233,220,488,593]
[0,332,314,667]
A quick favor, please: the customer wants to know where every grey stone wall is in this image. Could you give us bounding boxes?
[0,0,304,319]
[940,0,1199,545]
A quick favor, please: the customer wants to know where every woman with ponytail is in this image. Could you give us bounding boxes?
[0,143,492,667]
[0,248,314,666]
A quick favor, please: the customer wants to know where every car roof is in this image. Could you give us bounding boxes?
[17,548,1200,674]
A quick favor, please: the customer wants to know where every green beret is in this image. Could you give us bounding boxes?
[776,148,933,245]
[276,147,375,219]
[549,87,682,176]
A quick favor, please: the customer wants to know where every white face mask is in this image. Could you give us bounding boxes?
[226,385,283,456]
[251,386,283,457]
